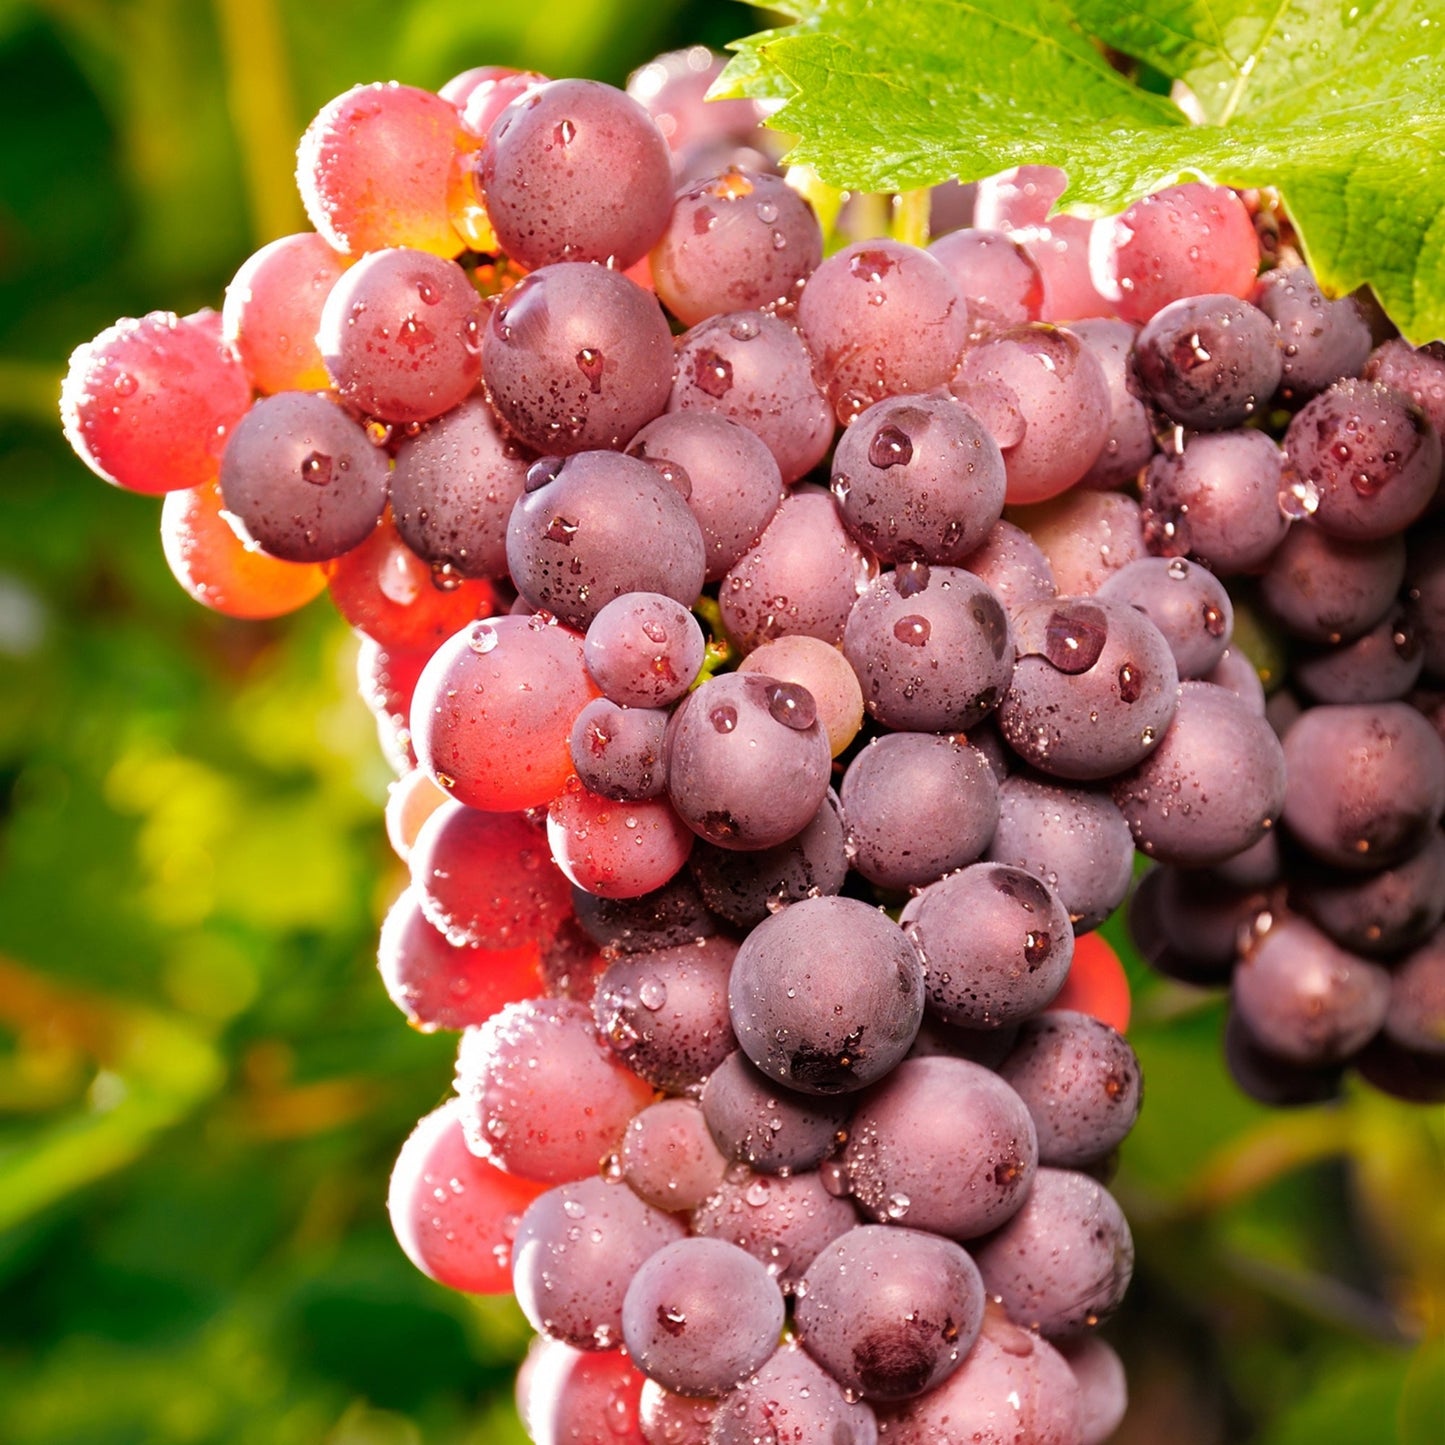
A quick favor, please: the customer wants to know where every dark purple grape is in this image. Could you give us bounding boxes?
[569,699,669,801]
[830,393,1006,564]
[1284,378,1440,542]
[391,395,532,577]
[843,1056,1037,1239]
[1260,522,1405,644]
[689,790,848,929]
[971,1167,1133,1337]
[1383,925,1445,1055]
[692,1166,858,1290]
[1139,428,1289,574]
[1232,914,1391,1065]
[907,1016,1020,1070]
[1364,338,1445,437]
[950,323,1111,503]
[1294,601,1425,703]
[843,564,1013,732]
[584,592,706,708]
[218,392,388,563]
[877,1302,1084,1445]
[480,79,674,270]
[959,518,1058,617]
[719,485,875,653]
[1070,317,1155,489]
[669,310,834,483]
[700,1049,852,1176]
[1255,265,1372,402]
[593,936,737,1093]
[620,1098,729,1213]
[906,863,1074,1027]
[709,1341,879,1445]
[1223,1004,1346,1106]
[1406,523,1445,680]
[998,595,1179,781]
[572,874,718,955]
[928,227,1043,339]
[1294,831,1445,956]
[1281,702,1445,869]
[507,451,705,629]
[999,1012,1142,1168]
[511,1176,687,1349]
[1353,1032,1445,1104]
[627,411,783,581]
[728,896,924,1094]
[1128,862,1274,984]
[986,774,1134,933]
[1095,556,1233,679]
[1134,293,1281,429]
[316,247,483,423]
[1205,644,1267,715]
[621,1236,784,1395]
[666,671,832,850]
[841,732,1000,891]
[1112,681,1287,866]
[651,167,823,325]
[798,239,968,424]
[483,262,674,455]
[796,1224,985,1401]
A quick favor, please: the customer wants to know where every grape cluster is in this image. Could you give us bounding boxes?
[57,38,1445,1445]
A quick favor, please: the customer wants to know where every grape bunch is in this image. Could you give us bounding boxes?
[56,37,1445,1445]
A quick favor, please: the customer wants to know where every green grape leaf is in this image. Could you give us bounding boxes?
[722,0,1445,343]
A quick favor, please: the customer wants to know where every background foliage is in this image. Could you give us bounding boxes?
[0,2,1440,1441]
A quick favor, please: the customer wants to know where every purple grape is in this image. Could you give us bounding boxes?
[1294,601,1425,704]
[689,790,849,930]
[1406,523,1445,680]
[651,167,823,326]
[572,874,717,956]
[1128,862,1275,984]
[316,247,483,423]
[1232,914,1390,1066]
[569,699,669,801]
[950,323,1111,503]
[1293,831,1445,957]
[1013,488,1148,597]
[986,774,1133,934]
[665,671,832,850]
[906,863,1074,1027]
[1281,702,1445,869]
[511,1176,686,1349]
[1134,293,1281,429]
[720,485,875,653]
[639,1379,717,1445]
[796,1224,986,1401]
[971,1167,1134,1336]
[483,262,674,455]
[959,518,1058,617]
[621,1236,784,1395]
[1364,338,1445,437]
[1284,378,1440,542]
[669,310,834,483]
[700,1049,852,1176]
[1070,317,1155,489]
[1260,522,1405,643]
[627,411,784,581]
[841,732,1001,892]
[480,79,674,270]
[998,596,1179,781]
[798,239,968,424]
[1353,1032,1445,1104]
[843,564,1013,732]
[711,1343,880,1445]
[728,896,925,1094]
[620,1098,729,1213]
[1113,681,1288,866]
[999,1012,1143,1168]
[842,1056,1038,1239]
[584,592,706,708]
[928,227,1044,339]
[391,395,532,578]
[507,451,705,630]
[692,1166,858,1290]
[218,392,389,563]
[1205,644,1267,715]
[1139,428,1290,574]
[593,936,737,1093]
[1096,556,1233,678]
[1060,1335,1129,1445]
[1383,925,1445,1055]
[830,393,1006,564]
[1255,265,1372,402]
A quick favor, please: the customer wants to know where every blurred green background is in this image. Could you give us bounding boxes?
[0,2,1440,1441]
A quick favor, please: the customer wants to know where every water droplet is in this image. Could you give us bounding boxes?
[1118,662,1144,703]
[545,515,579,545]
[893,562,931,598]
[468,623,499,655]
[638,977,668,1010]
[885,1192,911,1220]
[112,371,138,397]
[710,704,738,733]
[692,348,733,398]
[300,451,332,486]
[576,346,605,394]
[1041,603,1107,673]
[869,422,914,469]
[893,614,931,647]
[556,118,577,145]
[1166,558,1190,580]
[526,457,565,492]
[765,681,817,730]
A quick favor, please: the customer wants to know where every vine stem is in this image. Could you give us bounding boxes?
[891,187,931,248]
